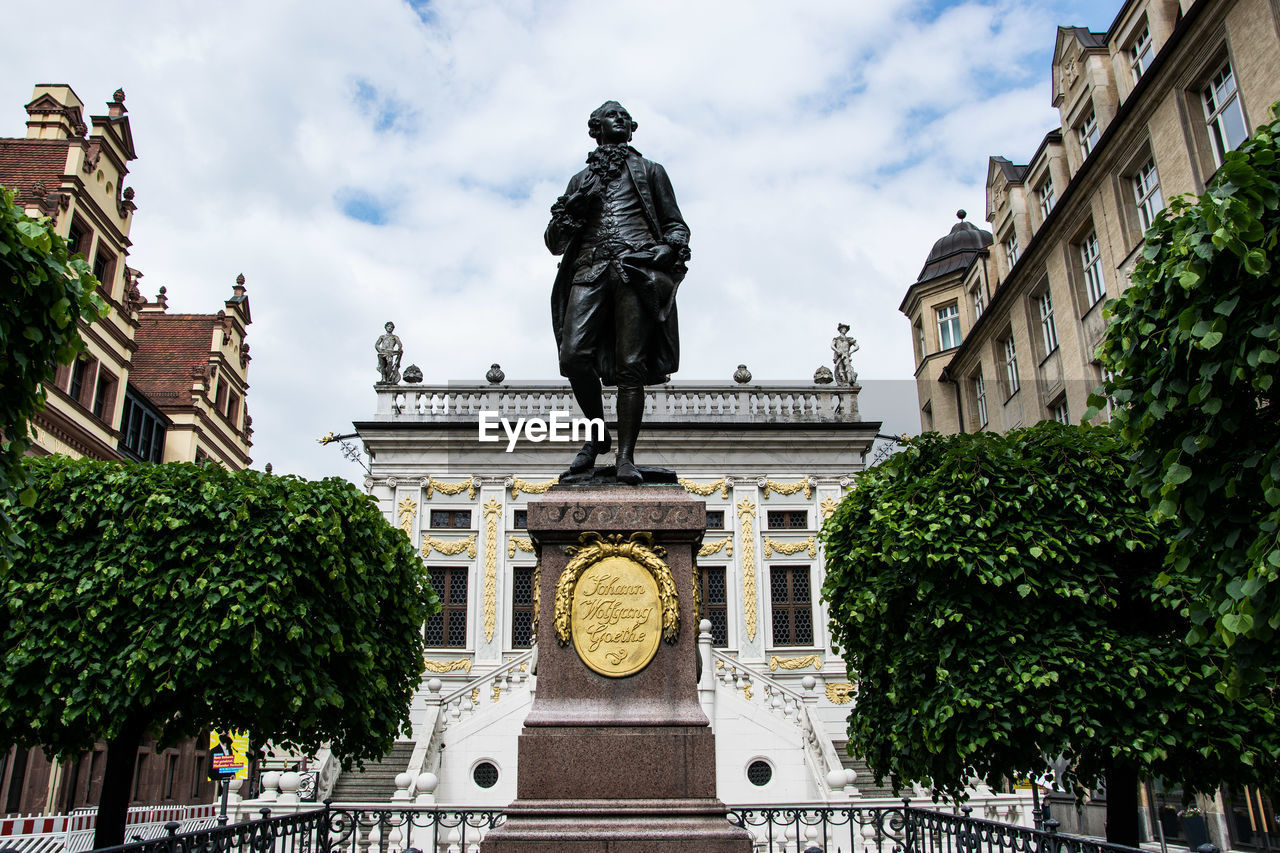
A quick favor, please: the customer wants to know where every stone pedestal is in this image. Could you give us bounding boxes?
[481,485,750,852]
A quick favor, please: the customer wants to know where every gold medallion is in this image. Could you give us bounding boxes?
[570,555,662,677]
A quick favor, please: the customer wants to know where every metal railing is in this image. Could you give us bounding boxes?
[24,801,1177,853]
[905,806,1154,853]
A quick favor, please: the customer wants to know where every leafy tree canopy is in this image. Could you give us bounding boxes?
[0,457,438,847]
[821,424,1277,808]
[1090,108,1280,687]
[0,188,104,538]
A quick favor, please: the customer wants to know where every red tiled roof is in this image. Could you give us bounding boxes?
[131,314,217,406]
[0,138,71,199]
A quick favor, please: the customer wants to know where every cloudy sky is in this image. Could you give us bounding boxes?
[4,0,1119,482]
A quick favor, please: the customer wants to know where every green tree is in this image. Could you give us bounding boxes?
[821,424,1277,846]
[0,187,104,543]
[1091,108,1280,688]
[0,457,439,848]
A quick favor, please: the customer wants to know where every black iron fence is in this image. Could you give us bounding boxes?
[28,801,1211,853]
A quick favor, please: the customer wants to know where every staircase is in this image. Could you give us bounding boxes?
[328,742,415,803]
[835,748,901,799]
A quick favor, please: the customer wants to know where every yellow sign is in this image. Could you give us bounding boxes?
[208,730,249,780]
[571,555,661,677]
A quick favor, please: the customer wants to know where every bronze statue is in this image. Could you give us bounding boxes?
[546,101,690,484]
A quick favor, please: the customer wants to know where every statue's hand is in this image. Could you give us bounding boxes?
[650,244,676,271]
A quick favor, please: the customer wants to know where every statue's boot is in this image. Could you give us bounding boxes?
[615,385,644,485]
[568,432,611,474]
[567,373,610,474]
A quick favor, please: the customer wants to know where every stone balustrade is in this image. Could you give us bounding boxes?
[707,639,854,800]
[374,381,862,423]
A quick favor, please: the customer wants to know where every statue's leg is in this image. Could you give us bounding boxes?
[615,384,644,485]
[613,279,650,485]
[566,373,611,473]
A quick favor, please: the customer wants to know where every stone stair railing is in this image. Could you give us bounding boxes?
[394,650,536,804]
[700,623,855,801]
[376,381,861,423]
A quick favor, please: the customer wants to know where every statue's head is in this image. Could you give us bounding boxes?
[385,321,395,333]
[837,323,850,334]
[588,101,637,145]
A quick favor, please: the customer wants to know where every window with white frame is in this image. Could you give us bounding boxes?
[1202,60,1248,167]
[1002,336,1020,397]
[1051,398,1071,424]
[1133,156,1164,231]
[974,371,989,427]
[1081,229,1107,306]
[1129,26,1153,82]
[1004,235,1019,269]
[972,284,985,320]
[1038,289,1059,354]
[937,303,961,350]
[1037,177,1056,220]
[1098,365,1116,418]
[1078,107,1100,157]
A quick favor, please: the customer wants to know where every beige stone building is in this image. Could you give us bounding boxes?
[0,84,254,816]
[901,0,1279,846]
[904,0,1280,438]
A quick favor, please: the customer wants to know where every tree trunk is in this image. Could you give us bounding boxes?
[1105,765,1141,848]
[93,715,147,850]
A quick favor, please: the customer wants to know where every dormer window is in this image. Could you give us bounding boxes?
[1078,108,1100,157]
[1129,26,1153,82]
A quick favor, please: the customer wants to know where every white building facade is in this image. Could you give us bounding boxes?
[341,378,878,808]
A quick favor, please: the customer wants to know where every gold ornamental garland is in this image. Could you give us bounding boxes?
[826,682,856,704]
[679,477,730,499]
[761,477,812,499]
[553,532,679,647]
[508,537,535,558]
[397,496,418,537]
[482,499,502,642]
[425,477,478,500]
[736,498,758,642]
[698,536,733,558]
[421,533,477,559]
[763,535,818,559]
[423,658,472,674]
[509,476,558,499]
[769,653,823,671]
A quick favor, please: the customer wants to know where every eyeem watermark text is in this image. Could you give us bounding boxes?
[478,411,605,452]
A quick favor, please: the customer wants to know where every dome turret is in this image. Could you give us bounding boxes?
[917,210,992,282]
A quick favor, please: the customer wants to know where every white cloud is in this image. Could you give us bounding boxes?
[0,0,1113,480]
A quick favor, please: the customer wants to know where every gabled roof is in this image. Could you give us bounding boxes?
[990,156,1028,184]
[0,138,70,198]
[130,314,216,406]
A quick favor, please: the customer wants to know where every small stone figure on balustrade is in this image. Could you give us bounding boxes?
[831,323,859,386]
[376,321,403,384]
